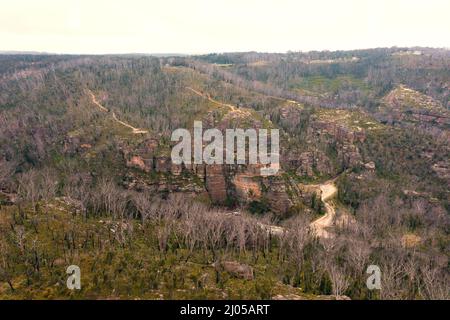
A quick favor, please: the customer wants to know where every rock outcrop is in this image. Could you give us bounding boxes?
[117,107,374,216]
[215,261,254,280]
[380,85,450,128]
[432,160,450,187]
[205,164,228,204]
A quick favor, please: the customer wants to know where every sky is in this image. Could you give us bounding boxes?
[1,0,449,54]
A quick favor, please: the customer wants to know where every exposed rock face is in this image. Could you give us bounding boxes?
[291,151,334,177]
[205,164,228,204]
[338,143,363,168]
[279,103,305,128]
[63,136,96,155]
[119,133,347,216]
[278,108,373,181]
[310,120,366,145]
[384,85,443,111]
[265,177,293,215]
[364,161,376,171]
[283,114,367,178]
[0,191,17,205]
[216,261,254,280]
[233,173,262,201]
[171,163,183,176]
[297,183,321,208]
[126,155,150,172]
[155,156,172,173]
[432,160,450,187]
[380,85,450,128]
[118,112,370,216]
[295,152,315,177]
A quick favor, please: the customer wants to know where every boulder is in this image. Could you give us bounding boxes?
[217,261,254,280]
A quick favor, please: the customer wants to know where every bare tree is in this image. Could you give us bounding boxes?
[39,168,58,201]
[17,169,40,212]
[280,215,311,271]
[326,263,350,298]
[97,178,128,219]
[0,159,15,189]
[420,263,449,300]
[347,238,371,276]
[131,191,153,224]
[380,252,407,299]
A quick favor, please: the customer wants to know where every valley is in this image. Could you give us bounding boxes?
[0,48,449,300]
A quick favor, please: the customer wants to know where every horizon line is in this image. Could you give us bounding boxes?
[1,46,449,56]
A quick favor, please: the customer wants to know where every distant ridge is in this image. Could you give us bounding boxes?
[0,51,189,57]
[0,50,52,55]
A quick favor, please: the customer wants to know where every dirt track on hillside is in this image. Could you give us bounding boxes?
[88,86,338,238]
[310,182,338,239]
[186,86,254,118]
[258,180,339,239]
[87,89,148,134]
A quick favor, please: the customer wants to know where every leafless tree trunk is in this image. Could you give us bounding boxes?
[327,264,350,297]
[420,263,449,300]
[18,169,40,212]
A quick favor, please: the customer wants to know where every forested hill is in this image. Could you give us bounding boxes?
[0,47,448,299]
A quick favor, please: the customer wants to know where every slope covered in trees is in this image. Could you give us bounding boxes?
[0,48,449,299]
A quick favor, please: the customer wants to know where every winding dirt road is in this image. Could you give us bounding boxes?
[185,87,237,111]
[87,89,148,134]
[111,112,149,134]
[257,180,339,239]
[310,181,338,239]
[185,87,253,117]
[88,90,108,112]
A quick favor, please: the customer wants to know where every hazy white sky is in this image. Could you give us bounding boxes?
[1,0,449,54]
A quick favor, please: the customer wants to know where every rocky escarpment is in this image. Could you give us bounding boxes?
[379,85,450,128]
[280,104,378,189]
[309,116,366,168]
[69,87,379,217]
[118,136,323,217]
[282,110,369,179]
[205,164,228,203]
[286,151,334,177]
[117,104,378,217]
